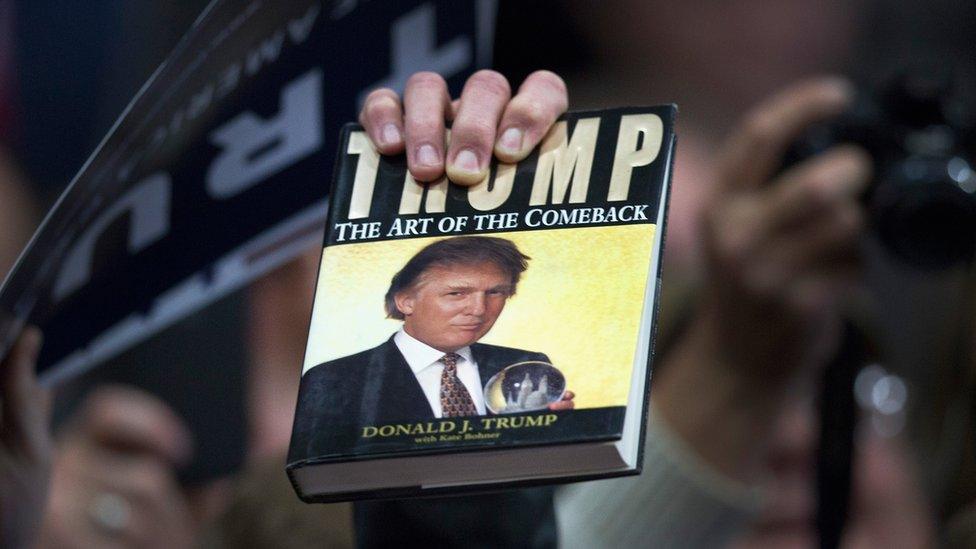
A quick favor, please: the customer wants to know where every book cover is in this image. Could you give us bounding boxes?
[287,106,677,502]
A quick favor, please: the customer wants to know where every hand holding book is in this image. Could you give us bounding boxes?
[288,65,675,500]
[358,69,569,184]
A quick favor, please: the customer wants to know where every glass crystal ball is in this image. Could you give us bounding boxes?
[484,361,567,414]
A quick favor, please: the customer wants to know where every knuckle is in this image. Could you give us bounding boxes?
[511,97,551,127]
[526,69,568,96]
[407,118,442,138]
[363,95,398,120]
[453,118,496,146]
[364,87,398,104]
[407,71,447,91]
[467,69,511,98]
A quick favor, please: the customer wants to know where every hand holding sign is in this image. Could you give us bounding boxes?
[1,327,48,548]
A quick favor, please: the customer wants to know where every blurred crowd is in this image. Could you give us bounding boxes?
[3,1,976,547]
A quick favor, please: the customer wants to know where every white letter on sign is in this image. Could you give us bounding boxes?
[54,172,172,302]
[206,69,323,199]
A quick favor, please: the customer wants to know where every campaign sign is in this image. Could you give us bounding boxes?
[0,0,495,384]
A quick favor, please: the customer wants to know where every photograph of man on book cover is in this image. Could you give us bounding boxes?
[293,236,575,439]
[291,224,655,458]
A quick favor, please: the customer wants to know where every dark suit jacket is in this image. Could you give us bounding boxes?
[289,336,550,462]
[289,336,556,548]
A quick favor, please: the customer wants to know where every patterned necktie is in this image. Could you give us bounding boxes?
[439,353,478,417]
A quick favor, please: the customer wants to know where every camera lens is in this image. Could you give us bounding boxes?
[872,157,976,269]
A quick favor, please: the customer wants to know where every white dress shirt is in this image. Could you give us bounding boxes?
[393,328,486,417]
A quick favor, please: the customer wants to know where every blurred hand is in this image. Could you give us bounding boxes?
[37,386,195,549]
[548,390,575,411]
[0,327,48,548]
[654,78,871,481]
[700,77,870,383]
[359,69,568,185]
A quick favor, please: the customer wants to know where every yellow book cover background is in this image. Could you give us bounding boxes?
[305,224,656,409]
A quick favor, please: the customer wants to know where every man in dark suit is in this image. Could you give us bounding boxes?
[291,236,572,458]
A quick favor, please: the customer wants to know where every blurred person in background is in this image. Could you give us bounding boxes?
[4,3,296,548]
[541,0,972,547]
[555,75,937,547]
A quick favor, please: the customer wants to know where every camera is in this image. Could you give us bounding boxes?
[783,71,976,269]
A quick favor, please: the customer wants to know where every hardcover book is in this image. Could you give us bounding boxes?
[287,106,677,502]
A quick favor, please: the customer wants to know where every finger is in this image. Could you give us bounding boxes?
[495,70,568,162]
[782,203,863,275]
[1,327,46,456]
[87,460,192,547]
[561,390,575,401]
[78,386,193,467]
[449,99,460,122]
[358,88,405,155]
[786,262,862,327]
[759,145,871,234]
[403,71,451,182]
[81,460,179,545]
[548,400,575,411]
[447,70,512,185]
[751,202,864,299]
[717,77,853,192]
[704,146,869,290]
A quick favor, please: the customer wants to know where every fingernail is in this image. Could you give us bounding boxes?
[497,127,523,154]
[417,144,439,166]
[381,123,401,145]
[453,149,480,172]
